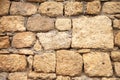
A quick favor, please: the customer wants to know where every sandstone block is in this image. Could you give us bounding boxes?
[114,62,120,77]
[0,36,10,49]
[111,51,120,61]
[33,40,42,51]
[18,49,34,55]
[113,19,120,29]
[56,76,71,80]
[115,32,120,47]
[102,78,119,80]
[27,0,46,2]
[0,72,8,80]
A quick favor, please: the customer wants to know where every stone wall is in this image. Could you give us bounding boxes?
[0,0,120,80]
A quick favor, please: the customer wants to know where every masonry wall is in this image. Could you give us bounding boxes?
[0,0,120,80]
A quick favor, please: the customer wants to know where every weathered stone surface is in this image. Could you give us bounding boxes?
[115,32,120,47]
[0,16,25,32]
[103,2,120,14]
[33,40,42,51]
[39,1,63,17]
[27,56,33,70]
[37,31,71,50]
[83,52,113,76]
[10,2,37,16]
[0,49,9,54]
[0,54,27,72]
[12,32,36,48]
[86,1,101,14]
[0,0,10,15]
[0,36,10,49]
[114,14,120,19]
[0,72,8,80]
[55,18,71,31]
[65,2,83,16]
[27,15,54,31]
[113,19,120,29]
[111,51,120,61]
[18,49,34,55]
[102,78,119,80]
[114,62,120,77]
[8,72,27,80]
[77,49,90,54]
[56,50,83,76]
[56,76,71,80]
[27,0,46,2]
[72,16,113,49]
[28,72,56,80]
[33,53,56,72]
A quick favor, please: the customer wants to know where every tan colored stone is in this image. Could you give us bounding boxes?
[28,72,56,80]
[18,49,34,55]
[115,32,120,47]
[0,49,9,54]
[55,18,71,31]
[37,31,71,50]
[102,78,119,80]
[27,0,46,2]
[114,14,120,19]
[56,76,71,80]
[111,51,120,61]
[0,36,10,49]
[0,16,25,32]
[0,72,8,80]
[12,32,36,48]
[27,56,33,70]
[114,62,120,77]
[83,51,113,76]
[113,19,120,29]
[33,53,56,72]
[0,54,27,72]
[0,0,10,15]
[33,40,42,51]
[77,49,90,53]
[56,50,83,76]
[72,16,113,49]
[103,2,120,14]
[8,72,27,80]
[65,2,83,16]
[27,15,54,31]
[10,2,37,16]
[39,1,63,17]
[86,1,101,14]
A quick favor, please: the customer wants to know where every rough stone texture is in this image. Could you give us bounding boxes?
[0,54,27,72]
[27,56,33,70]
[0,16,25,32]
[56,50,83,76]
[113,19,120,29]
[27,0,46,2]
[114,62,120,77]
[28,72,56,80]
[39,1,63,17]
[72,16,113,49]
[8,72,27,80]
[103,2,120,14]
[111,51,120,61]
[27,15,54,31]
[77,49,90,54]
[33,53,56,73]
[18,49,34,55]
[83,52,113,76]
[0,72,8,80]
[33,40,42,51]
[37,31,71,50]
[0,0,10,15]
[0,36,10,49]
[55,18,71,31]
[102,78,119,80]
[115,32,120,47]
[56,76,71,80]
[10,2,37,16]
[86,1,101,14]
[12,32,36,48]
[0,49,9,54]
[65,2,83,16]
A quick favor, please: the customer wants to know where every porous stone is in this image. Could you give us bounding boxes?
[83,51,113,76]
[0,54,27,72]
[12,32,36,48]
[115,32,120,47]
[0,72,8,80]
[27,15,54,31]
[114,14,120,19]
[33,53,56,72]
[111,51,120,61]
[103,2,120,14]
[28,72,56,80]
[8,72,27,80]
[72,16,113,49]
[56,50,83,76]
[0,16,25,32]
[10,2,37,16]
[56,76,71,80]
[0,49,9,54]
[33,40,42,51]
[114,62,120,77]
[27,0,46,2]
[113,19,120,29]
[37,31,71,50]
[86,1,101,14]
[55,18,71,31]
[65,2,83,16]
[39,1,63,17]
[102,78,119,80]
[0,0,10,15]
[18,49,34,55]
[0,36,10,49]
[77,49,90,53]
[27,56,33,70]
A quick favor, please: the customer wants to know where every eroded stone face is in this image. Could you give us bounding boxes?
[111,51,120,61]
[27,0,46,2]
[12,32,36,48]
[56,76,71,80]
[37,31,71,50]
[83,52,113,77]
[0,16,25,32]
[72,16,113,49]
[113,19,120,29]
[102,78,119,80]
[0,54,27,72]
[115,32,120,47]
[0,36,10,49]
[114,62,120,77]
[56,50,83,76]
[39,1,63,17]
[0,72,8,80]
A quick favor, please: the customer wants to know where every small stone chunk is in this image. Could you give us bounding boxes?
[18,49,34,55]
[27,0,46,2]
[0,49,9,54]
[27,56,33,70]
[0,36,10,49]
[102,78,119,80]
[113,19,120,29]
[111,51,120,61]
[114,62,120,77]
[56,76,71,80]
[77,49,90,53]
[33,40,42,51]
[115,32,120,47]
[0,72,8,80]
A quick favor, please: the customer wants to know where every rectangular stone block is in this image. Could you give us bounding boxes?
[114,62,120,77]
[0,36,10,49]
